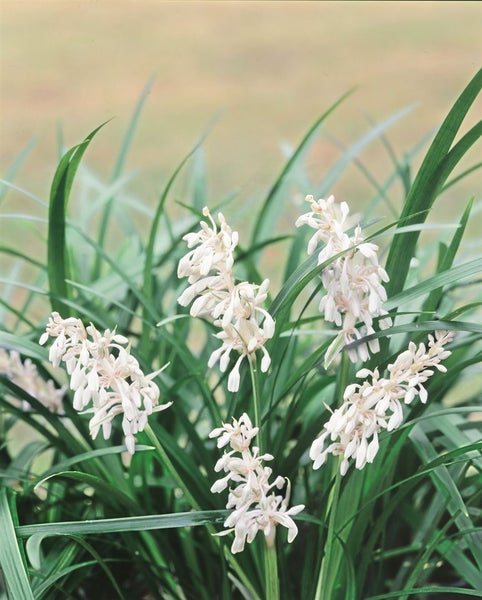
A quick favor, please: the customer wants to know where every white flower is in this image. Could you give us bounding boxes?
[40,312,172,454]
[310,331,454,474]
[222,491,304,553]
[39,312,87,369]
[0,348,65,414]
[209,412,259,451]
[177,207,238,285]
[296,195,392,364]
[210,413,304,553]
[208,313,274,392]
[385,330,454,405]
[178,208,275,390]
[214,279,271,328]
[295,194,352,260]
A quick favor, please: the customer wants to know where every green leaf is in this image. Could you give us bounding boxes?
[93,76,155,278]
[0,488,34,599]
[420,197,473,315]
[385,68,482,297]
[4,441,49,484]
[316,104,415,197]
[141,136,205,352]
[0,331,49,361]
[67,221,162,324]
[366,586,482,599]
[33,559,102,599]
[269,252,320,321]
[0,244,46,270]
[442,161,482,192]
[48,122,108,313]
[251,89,353,246]
[27,445,153,495]
[16,509,228,538]
[0,138,37,204]
[384,258,482,311]
[33,471,138,512]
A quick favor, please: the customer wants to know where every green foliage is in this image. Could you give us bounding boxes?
[0,70,481,599]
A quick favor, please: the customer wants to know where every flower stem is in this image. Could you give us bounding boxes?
[144,423,262,600]
[144,423,200,510]
[314,464,342,600]
[249,357,279,598]
[248,356,263,453]
[314,352,349,599]
[265,538,280,600]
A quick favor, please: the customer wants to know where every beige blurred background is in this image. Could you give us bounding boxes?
[1,1,481,216]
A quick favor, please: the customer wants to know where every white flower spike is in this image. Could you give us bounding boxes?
[296,194,392,364]
[40,312,172,454]
[210,413,304,553]
[178,208,275,391]
[310,331,454,475]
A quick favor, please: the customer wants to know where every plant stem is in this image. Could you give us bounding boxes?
[249,357,280,598]
[314,352,350,600]
[145,422,263,600]
[144,422,200,509]
[314,465,342,600]
[265,538,280,600]
[248,356,263,452]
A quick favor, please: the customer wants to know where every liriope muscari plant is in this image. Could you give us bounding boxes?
[32,197,456,566]
[1,70,480,600]
[172,200,454,557]
[4,193,462,600]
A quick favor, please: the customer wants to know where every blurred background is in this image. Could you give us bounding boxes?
[1,1,481,219]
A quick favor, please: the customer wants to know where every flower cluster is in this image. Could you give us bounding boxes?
[310,331,454,475]
[296,194,392,363]
[209,413,304,553]
[178,207,275,391]
[0,348,65,414]
[39,312,171,454]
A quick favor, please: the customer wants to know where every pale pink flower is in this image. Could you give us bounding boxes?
[221,490,304,552]
[177,207,238,286]
[209,412,259,451]
[208,314,274,392]
[295,194,352,260]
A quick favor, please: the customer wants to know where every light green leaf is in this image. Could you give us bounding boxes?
[0,488,34,599]
[17,509,228,539]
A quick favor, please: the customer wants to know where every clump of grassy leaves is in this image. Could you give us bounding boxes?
[0,70,481,600]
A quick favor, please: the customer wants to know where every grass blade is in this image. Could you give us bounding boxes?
[16,509,229,538]
[47,123,108,313]
[0,488,34,599]
[251,89,353,246]
[385,68,482,298]
[141,137,205,352]
[0,138,37,203]
[93,76,156,279]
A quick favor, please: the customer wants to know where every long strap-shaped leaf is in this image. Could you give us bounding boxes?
[385,68,482,297]
[0,488,35,600]
[15,509,228,539]
[93,76,155,280]
[47,122,107,313]
[420,197,473,316]
[250,89,353,247]
[140,136,205,354]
